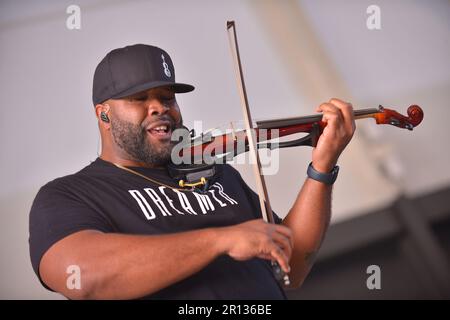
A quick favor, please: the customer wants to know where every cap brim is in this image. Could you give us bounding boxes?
[111,81,194,100]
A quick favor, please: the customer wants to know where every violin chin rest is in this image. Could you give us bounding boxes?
[167,162,217,184]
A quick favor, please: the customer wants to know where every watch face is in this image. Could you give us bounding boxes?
[331,165,339,181]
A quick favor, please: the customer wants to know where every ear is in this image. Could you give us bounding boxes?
[95,103,111,127]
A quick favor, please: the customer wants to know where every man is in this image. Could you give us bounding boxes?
[29,44,355,299]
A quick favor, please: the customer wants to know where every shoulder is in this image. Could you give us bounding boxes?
[216,164,245,181]
[217,163,244,176]
[34,158,108,199]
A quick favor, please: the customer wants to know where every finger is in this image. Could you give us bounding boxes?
[328,98,348,107]
[316,103,343,127]
[329,98,355,133]
[273,224,294,248]
[270,244,291,273]
[316,102,337,113]
[258,253,274,260]
[271,226,293,251]
[272,232,292,260]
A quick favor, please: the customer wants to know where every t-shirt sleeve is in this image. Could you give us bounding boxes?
[29,180,114,285]
[226,165,283,224]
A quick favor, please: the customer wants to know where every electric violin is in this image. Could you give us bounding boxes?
[174,104,423,161]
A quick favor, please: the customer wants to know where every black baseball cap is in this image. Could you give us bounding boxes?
[92,44,194,105]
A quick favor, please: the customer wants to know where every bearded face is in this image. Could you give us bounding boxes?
[110,114,183,167]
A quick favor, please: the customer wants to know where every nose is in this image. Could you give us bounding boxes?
[146,98,170,117]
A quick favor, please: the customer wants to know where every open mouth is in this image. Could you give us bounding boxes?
[147,124,172,140]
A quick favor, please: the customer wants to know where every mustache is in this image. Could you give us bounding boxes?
[142,115,181,131]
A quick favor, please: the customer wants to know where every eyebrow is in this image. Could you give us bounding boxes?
[127,91,175,99]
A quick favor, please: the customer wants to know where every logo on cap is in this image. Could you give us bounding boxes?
[161,54,171,78]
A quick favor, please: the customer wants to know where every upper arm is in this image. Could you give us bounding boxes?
[29,182,113,294]
[39,230,104,298]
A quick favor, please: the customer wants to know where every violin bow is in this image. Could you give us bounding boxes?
[227,20,290,286]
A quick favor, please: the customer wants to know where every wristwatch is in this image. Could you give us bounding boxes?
[307,162,339,185]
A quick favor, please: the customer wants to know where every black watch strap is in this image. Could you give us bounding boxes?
[307,162,339,185]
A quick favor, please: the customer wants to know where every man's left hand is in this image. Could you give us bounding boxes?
[312,98,356,173]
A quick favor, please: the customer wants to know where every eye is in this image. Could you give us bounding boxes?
[162,97,176,104]
[128,95,147,102]
[135,95,148,101]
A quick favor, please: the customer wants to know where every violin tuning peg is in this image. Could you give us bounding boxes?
[389,119,400,126]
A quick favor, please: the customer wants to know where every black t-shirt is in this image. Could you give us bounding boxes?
[29,158,286,299]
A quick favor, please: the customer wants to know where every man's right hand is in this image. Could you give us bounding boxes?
[218,219,293,273]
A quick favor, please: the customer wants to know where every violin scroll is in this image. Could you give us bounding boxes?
[377,105,424,130]
[407,105,424,127]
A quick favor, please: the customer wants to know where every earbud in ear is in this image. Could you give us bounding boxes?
[100,111,110,123]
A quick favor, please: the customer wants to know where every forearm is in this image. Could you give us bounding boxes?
[282,177,332,287]
[282,98,354,288]
[42,228,224,299]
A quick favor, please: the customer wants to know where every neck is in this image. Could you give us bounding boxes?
[99,151,164,169]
